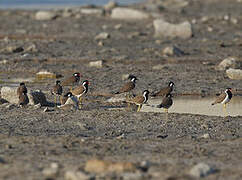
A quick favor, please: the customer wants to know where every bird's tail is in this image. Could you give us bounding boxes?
[211,103,215,106]
[115,92,120,94]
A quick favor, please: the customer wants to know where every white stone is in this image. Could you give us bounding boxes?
[80,8,104,15]
[153,19,192,39]
[216,57,240,71]
[65,170,90,180]
[189,163,215,178]
[36,71,56,79]
[226,68,242,80]
[104,1,117,10]
[201,133,210,139]
[162,46,185,56]
[111,8,149,20]
[95,32,110,40]
[35,11,57,20]
[107,97,126,103]
[161,0,189,10]
[89,60,103,68]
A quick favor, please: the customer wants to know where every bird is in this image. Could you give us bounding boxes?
[126,90,149,112]
[17,82,27,98]
[71,80,89,108]
[211,88,233,115]
[151,81,175,97]
[61,72,81,90]
[58,92,79,110]
[156,93,173,113]
[18,93,29,107]
[115,75,137,95]
[51,80,63,106]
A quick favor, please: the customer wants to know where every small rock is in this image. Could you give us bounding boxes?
[98,41,104,46]
[114,24,122,30]
[80,8,104,15]
[226,68,242,80]
[122,74,130,80]
[25,44,38,52]
[161,0,189,10]
[207,26,213,32]
[95,32,110,40]
[89,60,103,68]
[0,59,8,64]
[85,159,137,174]
[16,29,27,34]
[152,65,167,70]
[230,17,238,24]
[104,1,118,11]
[111,8,149,20]
[201,133,210,139]
[42,162,59,179]
[5,103,16,110]
[35,11,57,20]
[189,163,215,178]
[36,71,57,79]
[162,46,185,56]
[122,172,143,180]
[153,19,192,39]
[216,57,241,71]
[65,170,91,180]
[34,103,41,109]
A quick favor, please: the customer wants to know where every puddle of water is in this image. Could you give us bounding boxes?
[142,96,242,117]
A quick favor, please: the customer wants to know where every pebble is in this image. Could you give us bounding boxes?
[189,163,215,178]
[161,0,189,10]
[201,133,210,139]
[65,170,91,180]
[215,57,241,71]
[95,32,110,40]
[89,60,103,68]
[35,11,57,20]
[162,46,185,57]
[42,162,59,178]
[114,24,122,30]
[226,68,242,80]
[25,44,38,52]
[104,1,118,11]
[111,8,149,20]
[80,8,104,15]
[36,71,57,79]
[0,59,8,64]
[153,19,192,39]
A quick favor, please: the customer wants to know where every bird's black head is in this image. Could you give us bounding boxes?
[73,72,81,77]
[20,82,25,86]
[82,80,89,85]
[128,75,138,82]
[169,81,175,87]
[56,80,61,85]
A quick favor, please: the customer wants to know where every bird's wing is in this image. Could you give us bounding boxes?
[71,86,84,95]
[119,82,134,93]
[213,92,226,104]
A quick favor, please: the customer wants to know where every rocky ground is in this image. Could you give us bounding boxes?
[0,0,242,179]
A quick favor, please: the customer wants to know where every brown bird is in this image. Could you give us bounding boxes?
[71,80,89,108]
[61,72,81,90]
[18,93,29,107]
[156,93,173,113]
[17,82,27,98]
[126,90,149,112]
[59,92,79,110]
[212,88,232,116]
[115,75,137,95]
[151,81,174,97]
[51,80,63,106]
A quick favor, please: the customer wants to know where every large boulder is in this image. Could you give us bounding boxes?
[153,19,192,39]
[35,11,57,20]
[111,8,149,20]
[1,86,47,105]
[226,68,242,80]
[216,57,241,71]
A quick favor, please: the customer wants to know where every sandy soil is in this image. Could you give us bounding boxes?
[0,0,242,179]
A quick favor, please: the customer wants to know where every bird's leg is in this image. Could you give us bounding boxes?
[164,108,168,113]
[223,104,228,117]
[137,105,141,112]
[55,96,57,107]
[78,97,82,109]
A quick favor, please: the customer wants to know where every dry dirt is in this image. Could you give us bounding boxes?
[0,0,242,179]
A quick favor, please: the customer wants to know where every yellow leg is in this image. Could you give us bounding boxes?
[223,104,228,117]
[137,105,141,112]
[164,108,168,113]
[78,97,82,109]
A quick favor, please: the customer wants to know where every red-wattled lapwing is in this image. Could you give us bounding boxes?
[151,81,174,97]
[212,88,233,116]
[17,82,27,98]
[58,92,79,110]
[156,93,173,113]
[126,90,149,112]
[51,80,63,106]
[61,72,81,91]
[115,75,137,95]
[18,93,29,107]
[71,80,89,108]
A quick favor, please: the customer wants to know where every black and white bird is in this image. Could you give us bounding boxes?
[156,93,173,113]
